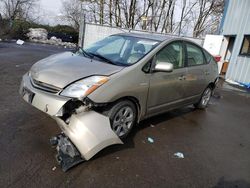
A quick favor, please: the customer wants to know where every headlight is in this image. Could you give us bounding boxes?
[60,76,109,98]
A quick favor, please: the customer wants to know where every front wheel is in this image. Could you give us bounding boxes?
[104,100,137,139]
[194,87,212,109]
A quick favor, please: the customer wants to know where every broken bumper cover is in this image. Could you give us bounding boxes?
[20,73,123,163]
[55,111,123,160]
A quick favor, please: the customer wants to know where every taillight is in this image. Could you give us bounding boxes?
[214,55,221,62]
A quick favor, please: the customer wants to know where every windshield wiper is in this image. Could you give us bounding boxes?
[82,49,94,58]
[77,47,93,58]
[82,50,92,58]
[88,52,116,65]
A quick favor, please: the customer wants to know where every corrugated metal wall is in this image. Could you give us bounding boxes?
[222,0,250,84]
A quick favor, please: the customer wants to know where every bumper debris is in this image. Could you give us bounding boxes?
[50,134,84,172]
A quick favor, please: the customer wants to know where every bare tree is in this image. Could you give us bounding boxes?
[172,0,197,35]
[99,0,104,24]
[114,0,122,26]
[61,0,82,30]
[108,0,112,25]
[1,0,38,21]
[154,0,167,31]
[60,0,224,37]
[161,0,175,33]
[178,0,186,35]
[118,0,138,29]
[192,0,224,37]
[136,0,153,30]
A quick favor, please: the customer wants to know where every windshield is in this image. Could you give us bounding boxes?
[82,35,159,66]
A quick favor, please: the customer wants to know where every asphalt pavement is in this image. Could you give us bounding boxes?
[0,42,250,188]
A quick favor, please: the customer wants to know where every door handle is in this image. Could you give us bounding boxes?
[178,75,186,80]
[205,71,210,75]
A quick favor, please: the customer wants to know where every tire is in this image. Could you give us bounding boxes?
[103,100,137,139]
[194,86,213,109]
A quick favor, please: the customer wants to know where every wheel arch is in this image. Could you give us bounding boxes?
[110,96,141,123]
[208,82,216,90]
[207,77,219,90]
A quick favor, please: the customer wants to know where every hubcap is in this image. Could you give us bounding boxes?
[201,88,212,106]
[112,106,134,137]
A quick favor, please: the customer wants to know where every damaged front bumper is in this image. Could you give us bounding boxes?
[54,110,123,160]
[20,73,123,170]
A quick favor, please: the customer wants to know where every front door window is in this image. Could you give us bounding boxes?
[155,42,184,69]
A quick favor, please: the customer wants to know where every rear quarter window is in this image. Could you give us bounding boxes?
[203,49,215,64]
[186,43,205,66]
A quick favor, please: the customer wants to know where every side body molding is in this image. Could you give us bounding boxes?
[54,111,123,160]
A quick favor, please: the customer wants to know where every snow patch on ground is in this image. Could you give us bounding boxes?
[27,28,48,40]
[16,39,24,45]
[225,79,242,86]
[225,79,250,89]
[26,28,76,48]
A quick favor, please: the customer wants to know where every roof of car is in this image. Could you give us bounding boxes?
[115,32,180,42]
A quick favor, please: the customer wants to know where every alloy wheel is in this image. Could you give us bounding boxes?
[112,106,134,137]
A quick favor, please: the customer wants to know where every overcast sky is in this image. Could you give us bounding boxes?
[40,0,62,12]
[38,0,64,25]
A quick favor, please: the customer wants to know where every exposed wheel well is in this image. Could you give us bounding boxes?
[208,82,216,90]
[208,77,219,90]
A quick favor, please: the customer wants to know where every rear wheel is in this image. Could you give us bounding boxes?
[104,100,137,139]
[194,87,212,109]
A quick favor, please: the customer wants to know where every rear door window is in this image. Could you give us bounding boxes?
[186,43,205,66]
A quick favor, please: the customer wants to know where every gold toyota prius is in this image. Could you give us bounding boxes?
[20,32,218,171]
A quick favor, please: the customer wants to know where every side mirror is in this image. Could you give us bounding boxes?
[154,62,173,72]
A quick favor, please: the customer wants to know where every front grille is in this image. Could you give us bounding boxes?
[30,77,61,93]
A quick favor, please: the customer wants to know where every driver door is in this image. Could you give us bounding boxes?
[147,41,187,116]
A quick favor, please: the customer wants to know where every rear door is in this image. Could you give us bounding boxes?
[184,42,208,99]
[203,49,219,82]
[147,41,187,116]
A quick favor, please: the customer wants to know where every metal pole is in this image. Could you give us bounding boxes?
[78,1,85,48]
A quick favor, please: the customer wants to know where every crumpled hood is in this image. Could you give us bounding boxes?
[30,52,124,88]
